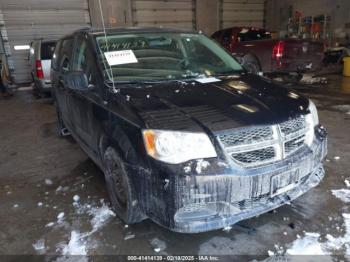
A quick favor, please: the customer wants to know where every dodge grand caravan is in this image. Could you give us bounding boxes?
[51,28,327,233]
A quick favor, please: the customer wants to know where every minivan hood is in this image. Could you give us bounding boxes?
[116,74,309,132]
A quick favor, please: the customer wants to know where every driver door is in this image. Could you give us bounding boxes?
[68,36,104,160]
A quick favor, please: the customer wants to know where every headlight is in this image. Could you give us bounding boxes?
[142,130,217,164]
[305,99,319,146]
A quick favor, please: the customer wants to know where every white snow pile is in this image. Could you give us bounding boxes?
[46,222,54,227]
[32,239,46,254]
[333,104,350,114]
[286,232,325,255]
[55,202,115,256]
[345,179,350,187]
[196,159,210,174]
[88,204,116,231]
[73,195,80,202]
[57,212,65,221]
[61,231,87,255]
[150,238,167,253]
[286,213,350,255]
[45,178,53,185]
[331,189,350,203]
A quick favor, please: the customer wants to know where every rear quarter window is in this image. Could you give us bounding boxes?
[41,41,56,60]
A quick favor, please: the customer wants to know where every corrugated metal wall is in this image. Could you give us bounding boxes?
[0,0,91,84]
[220,0,266,29]
[131,0,196,30]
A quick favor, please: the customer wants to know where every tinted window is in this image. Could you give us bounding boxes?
[238,29,271,42]
[60,38,75,72]
[72,37,96,85]
[41,41,56,60]
[51,41,62,70]
[72,38,87,71]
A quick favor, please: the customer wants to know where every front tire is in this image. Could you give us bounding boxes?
[103,147,144,224]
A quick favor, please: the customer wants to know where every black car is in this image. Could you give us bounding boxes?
[51,27,327,233]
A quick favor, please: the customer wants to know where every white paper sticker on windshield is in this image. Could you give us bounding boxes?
[104,50,138,66]
[196,77,221,84]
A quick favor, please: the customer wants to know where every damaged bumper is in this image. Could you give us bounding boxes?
[141,126,327,233]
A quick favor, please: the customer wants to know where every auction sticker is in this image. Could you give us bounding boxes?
[196,77,221,84]
[104,50,138,66]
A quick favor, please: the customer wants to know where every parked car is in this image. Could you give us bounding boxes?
[212,27,325,77]
[52,28,327,233]
[29,39,56,96]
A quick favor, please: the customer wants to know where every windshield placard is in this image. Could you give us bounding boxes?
[196,77,221,84]
[104,50,138,66]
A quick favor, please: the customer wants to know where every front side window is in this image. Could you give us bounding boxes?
[72,39,87,71]
[60,38,74,72]
[72,38,96,85]
[95,32,243,83]
[51,41,62,70]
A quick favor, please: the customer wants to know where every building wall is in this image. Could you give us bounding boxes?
[88,0,132,28]
[88,0,268,36]
[266,0,350,42]
[196,0,220,35]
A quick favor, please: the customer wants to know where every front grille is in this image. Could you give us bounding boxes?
[280,117,306,137]
[285,135,305,156]
[232,147,276,165]
[218,126,273,147]
[217,116,309,168]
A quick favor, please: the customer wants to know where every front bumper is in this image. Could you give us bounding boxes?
[138,126,327,233]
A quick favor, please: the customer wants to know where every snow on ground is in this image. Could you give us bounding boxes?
[88,203,116,231]
[331,189,350,203]
[285,213,350,256]
[345,179,350,187]
[32,239,46,254]
[286,232,325,255]
[332,104,350,113]
[73,195,80,202]
[150,238,167,253]
[61,231,87,255]
[285,188,350,256]
[57,212,65,221]
[55,201,115,256]
[45,178,53,185]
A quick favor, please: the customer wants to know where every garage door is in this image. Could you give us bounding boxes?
[220,0,266,29]
[131,0,195,30]
[0,0,91,84]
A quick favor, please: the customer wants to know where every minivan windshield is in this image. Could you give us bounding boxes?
[95,32,243,82]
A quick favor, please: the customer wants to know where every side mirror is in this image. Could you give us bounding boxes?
[65,71,93,91]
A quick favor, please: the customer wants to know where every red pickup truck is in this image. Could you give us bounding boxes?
[212,27,325,76]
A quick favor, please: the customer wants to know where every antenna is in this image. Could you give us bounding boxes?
[98,0,116,92]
